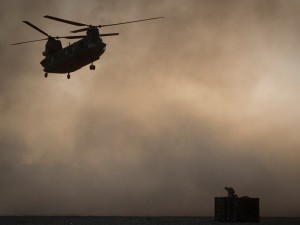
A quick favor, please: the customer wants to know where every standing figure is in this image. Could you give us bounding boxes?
[225,187,237,198]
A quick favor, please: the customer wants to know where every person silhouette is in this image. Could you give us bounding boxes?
[225,187,237,198]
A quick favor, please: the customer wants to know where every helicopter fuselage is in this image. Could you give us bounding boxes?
[12,15,163,79]
[41,34,106,74]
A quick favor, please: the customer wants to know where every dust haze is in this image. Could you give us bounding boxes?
[0,0,299,216]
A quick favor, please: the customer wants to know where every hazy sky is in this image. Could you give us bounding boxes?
[0,0,300,217]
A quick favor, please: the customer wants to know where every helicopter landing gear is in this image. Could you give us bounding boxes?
[44,72,48,78]
[67,73,71,79]
[90,63,96,70]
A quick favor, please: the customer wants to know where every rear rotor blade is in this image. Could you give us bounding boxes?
[44,15,88,26]
[71,17,164,33]
[71,27,90,33]
[23,21,50,37]
[11,38,48,45]
[100,33,119,37]
[100,16,164,27]
[60,35,86,39]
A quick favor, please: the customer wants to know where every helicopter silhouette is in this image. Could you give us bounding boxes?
[12,15,164,79]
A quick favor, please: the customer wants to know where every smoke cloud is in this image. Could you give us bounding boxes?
[0,0,299,216]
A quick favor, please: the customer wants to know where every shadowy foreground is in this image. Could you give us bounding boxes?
[0,216,300,225]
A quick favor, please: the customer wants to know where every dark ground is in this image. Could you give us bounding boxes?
[0,217,300,225]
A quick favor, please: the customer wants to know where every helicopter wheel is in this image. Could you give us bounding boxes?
[44,72,48,78]
[67,73,71,79]
[90,64,96,70]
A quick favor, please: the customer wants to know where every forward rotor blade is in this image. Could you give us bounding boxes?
[100,33,119,37]
[44,15,88,26]
[100,16,164,27]
[23,21,49,37]
[11,35,86,45]
[11,38,48,45]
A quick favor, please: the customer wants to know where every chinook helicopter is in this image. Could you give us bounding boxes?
[12,15,164,79]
